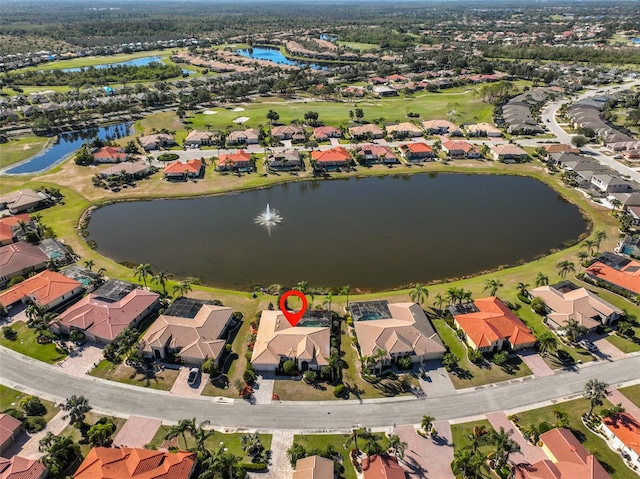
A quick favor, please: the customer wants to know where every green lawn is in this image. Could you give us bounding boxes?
[89,360,179,391]
[619,384,640,407]
[0,321,67,364]
[58,412,127,457]
[0,136,51,169]
[149,426,272,463]
[0,384,59,422]
[515,398,636,479]
[336,41,379,51]
[450,420,497,479]
[432,319,533,389]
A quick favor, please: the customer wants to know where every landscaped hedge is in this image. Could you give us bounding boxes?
[517,293,531,304]
[241,463,267,471]
[157,153,179,162]
[23,416,47,433]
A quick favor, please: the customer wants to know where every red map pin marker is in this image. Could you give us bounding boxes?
[279,290,308,327]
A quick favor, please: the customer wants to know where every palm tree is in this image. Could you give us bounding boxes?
[386,434,407,460]
[611,198,622,211]
[577,251,589,271]
[97,267,107,278]
[593,230,607,252]
[562,318,587,343]
[323,292,333,314]
[133,263,153,288]
[556,260,575,280]
[165,418,196,450]
[582,239,597,257]
[344,428,362,454]
[39,433,81,478]
[452,447,485,479]
[584,379,609,418]
[62,395,92,426]
[433,294,446,314]
[25,302,45,323]
[421,415,435,434]
[295,280,311,304]
[553,409,570,428]
[199,445,244,479]
[359,428,383,456]
[483,278,503,297]
[193,420,214,458]
[340,285,351,310]
[372,347,387,375]
[489,426,521,470]
[446,287,460,306]
[153,271,172,296]
[172,279,193,298]
[409,283,429,306]
[537,331,558,356]
[516,282,530,297]
[535,272,549,287]
[468,424,488,453]
[83,260,95,271]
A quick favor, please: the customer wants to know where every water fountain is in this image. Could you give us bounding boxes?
[254,204,283,230]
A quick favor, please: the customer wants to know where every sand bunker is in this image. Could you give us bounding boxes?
[231,107,245,112]
[233,116,250,124]
[203,110,217,115]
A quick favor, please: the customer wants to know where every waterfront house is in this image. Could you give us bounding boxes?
[311,146,351,170]
[591,174,635,194]
[585,253,640,296]
[399,142,435,162]
[0,189,50,214]
[138,133,176,151]
[266,150,303,171]
[217,150,254,172]
[92,146,128,163]
[0,270,82,311]
[163,159,203,180]
[490,144,529,162]
[355,144,398,164]
[99,161,151,179]
[0,241,48,287]
[441,140,480,159]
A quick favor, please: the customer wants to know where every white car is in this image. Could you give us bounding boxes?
[187,367,200,385]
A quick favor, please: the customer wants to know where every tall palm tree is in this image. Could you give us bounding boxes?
[489,426,521,470]
[62,395,92,426]
[193,420,214,458]
[295,280,310,304]
[582,239,597,257]
[344,428,362,454]
[468,424,488,453]
[577,251,589,272]
[593,230,607,252]
[410,283,429,306]
[165,418,196,450]
[516,282,530,297]
[421,415,435,433]
[340,285,351,310]
[446,287,460,306]
[583,379,609,418]
[39,433,81,478]
[372,347,387,374]
[556,260,575,280]
[323,292,333,314]
[562,318,587,343]
[433,294,446,314]
[535,272,549,287]
[153,271,173,296]
[83,259,95,271]
[133,263,153,288]
[452,447,485,479]
[97,267,107,278]
[359,428,382,456]
[537,331,558,356]
[386,434,407,460]
[483,278,503,297]
[172,279,193,298]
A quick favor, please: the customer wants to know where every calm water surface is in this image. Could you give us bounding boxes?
[237,47,324,70]
[88,174,587,291]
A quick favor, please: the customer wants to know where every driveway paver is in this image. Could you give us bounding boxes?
[394,422,454,478]
[112,416,162,448]
[609,388,640,419]
[517,350,554,378]
[486,412,547,466]
[419,360,456,397]
[252,374,274,405]
[58,345,104,376]
[248,429,293,479]
[169,367,208,398]
[592,336,627,361]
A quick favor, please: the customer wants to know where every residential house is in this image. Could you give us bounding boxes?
[490,144,529,163]
[311,146,351,170]
[53,285,160,344]
[623,149,640,160]
[38,238,74,267]
[544,144,581,157]
[139,299,236,366]
[372,85,398,97]
[515,428,611,479]
[361,455,407,479]
[529,282,621,332]
[184,130,219,147]
[441,140,480,159]
[355,144,398,164]
[313,126,341,141]
[610,192,640,209]
[217,151,254,172]
[92,146,128,164]
[591,174,635,194]
[138,133,176,151]
[271,125,305,142]
[251,309,331,373]
[600,413,640,467]
[0,214,34,246]
[585,253,640,296]
[226,128,260,146]
[0,456,47,479]
[163,159,203,180]
[0,189,50,214]
[466,122,502,137]
[74,447,196,479]
[385,122,423,139]
[0,270,83,311]
[292,455,334,479]
[266,150,303,171]
[99,161,151,179]
[351,301,445,368]
[421,119,462,136]
[348,124,384,140]
[0,414,22,455]
[0,241,48,287]
[399,142,435,162]
[451,297,536,352]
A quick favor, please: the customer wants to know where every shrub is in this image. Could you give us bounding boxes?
[157,153,180,162]
[243,369,256,385]
[397,355,413,370]
[21,396,47,416]
[333,383,345,398]
[241,463,267,471]
[320,365,333,380]
[492,351,509,367]
[468,348,484,364]
[531,297,547,315]
[303,370,317,383]
[556,349,575,365]
[538,421,554,434]
[7,276,25,287]
[282,360,296,375]
[2,326,17,340]
[201,358,219,375]
[2,408,25,421]
[517,293,531,304]
[23,416,47,433]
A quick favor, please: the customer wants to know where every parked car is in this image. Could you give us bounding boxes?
[187,367,200,385]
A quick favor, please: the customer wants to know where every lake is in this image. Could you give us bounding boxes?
[237,47,324,70]
[61,56,191,75]
[4,123,131,175]
[87,174,587,291]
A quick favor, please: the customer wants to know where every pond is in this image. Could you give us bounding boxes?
[236,47,324,70]
[61,56,191,75]
[4,123,131,175]
[87,174,587,291]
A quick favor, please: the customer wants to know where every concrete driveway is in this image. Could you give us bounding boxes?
[585,332,627,361]
[170,367,209,398]
[394,422,454,479]
[418,360,456,397]
[113,416,162,448]
[58,345,104,376]
[517,350,554,378]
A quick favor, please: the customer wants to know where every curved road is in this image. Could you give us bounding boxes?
[2,347,639,431]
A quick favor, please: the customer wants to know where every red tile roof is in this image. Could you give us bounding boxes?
[602,413,640,457]
[0,413,22,449]
[163,159,202,175]
[0,214,31,244]
[356,144,397,160]
[0,270,81,308]
[0,455,46,479]
[311,146,351,163]
[399,142,433,153]
[362,455,407,479]
[74,447,196,479]
[454,297,536,348]
[586,260,640,295]
[93,146,127,161]
[442,140,475,153]
[217,150,252,166]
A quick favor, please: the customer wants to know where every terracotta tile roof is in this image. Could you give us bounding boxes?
[293,455,334,479]
[0,270,81,308]
[0,455,46,479]
[163,159,202,175]
[217,150,252,166]
[93,146,127,161]
[544,144,580,154]
[348,124,384,137]
[313,126,341,138]
[442,140,475,153]
[602,413,640,457]
[356,145,397,160]
[399,143,432,153]
[73,447,195,479]
[56,289,159,342]
[251,310,330,368]
[453,297,536,348]
[491,144,529,156]
[586,260,640,295]
[0,413,22,450]
[0,242,47,280]
[361,455,407,479]
[420,119,459,132]
[0,214,32,244]
[311,147,351,163]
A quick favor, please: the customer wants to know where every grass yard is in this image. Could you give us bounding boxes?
[89,360,179,391]
[619,384,640,407]
[0,384,59,422]
[0,136,51,169]
[336,41,379,51]
[0,321,67,364]
[451,419,496,457]
[432,319,533,389]
[4,85,71,97]
[17,49,181,72]
[58,412,127,457]
[515,398,636,479]
[149,426,271,463]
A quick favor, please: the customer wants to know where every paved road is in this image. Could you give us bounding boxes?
[2,347,639,431]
